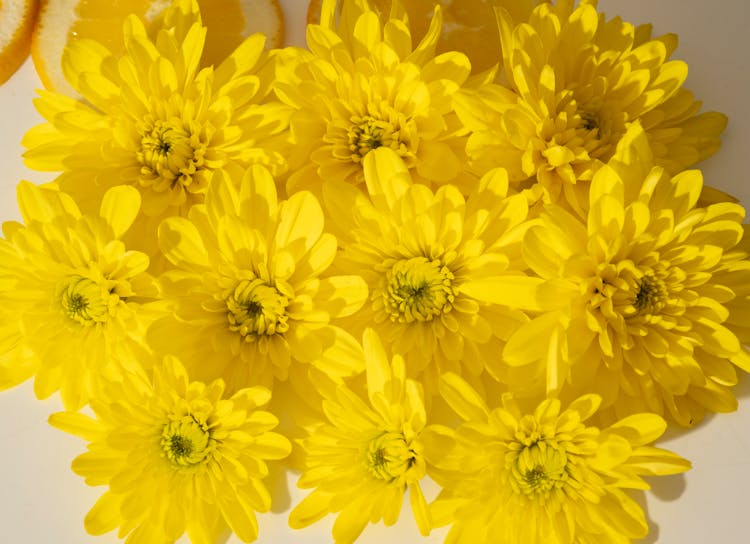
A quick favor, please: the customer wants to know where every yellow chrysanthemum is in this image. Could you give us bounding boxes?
[49,355,291,543]
[275,0,473,195]
[323,147,533,395]
[289,328,430,543]
[0,182,156,410]
[424,374,691,544]
[22,0,290,265]
[455,0,726,214]
[480,124,750,426]
[149,164,368,392]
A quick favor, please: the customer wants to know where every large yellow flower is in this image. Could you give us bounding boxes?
[289,328,430,543]
[22,0,290,264]
[275,0,473,195]
[424,374,691,544]
[149,164,368,392]
[0,182,156,410]
[323,147,532,396]
[455,0,726,215]
[50,355,291,543]
[483,124,750,426]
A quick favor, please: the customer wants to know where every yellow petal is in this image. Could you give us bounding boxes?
[363,327,392,402]
[275,191,324,255]
[83,492,122,536]
[438,372,489,422]
[158,217,209,270]
[100,186,140,239]
[213,480,259,543]
[363,147,412,212]
[332,497,372,544]
[408,482,431,536]
[48,412,103,441]
[459,275,547,311]
[288,490,332,529]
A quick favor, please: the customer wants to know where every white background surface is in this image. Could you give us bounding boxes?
[0,1,749,543]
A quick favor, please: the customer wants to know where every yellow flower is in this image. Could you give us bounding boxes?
[275,0,473,195]
[22,0,290,264]
[289,328,430,543]
[0,182,156,410]
[485,123,750,426]
[424,373,691,544]
[456,0,726,214]
[150,164,368,392]
[323,147,532,395]
[49,355,291,543]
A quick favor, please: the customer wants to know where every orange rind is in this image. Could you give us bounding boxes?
[0,0,39,84]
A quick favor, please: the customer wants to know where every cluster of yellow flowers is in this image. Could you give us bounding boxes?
[1,0,747,543]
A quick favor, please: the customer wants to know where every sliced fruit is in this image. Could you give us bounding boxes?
[0,0,39,84]
[31,0,284,95]
[200,0,284,66]
[306,0,501,73]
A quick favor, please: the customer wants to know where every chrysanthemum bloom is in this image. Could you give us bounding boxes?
[424,374,691,544]
[0,182,156,409]
[323,147,532,396]
[455,0,726,215]
[289,328,431,543]
[149,164,368,392]
[275,0,473,195]
[50,355,291,543]
[22,0,291,264]
[483,124,750,426]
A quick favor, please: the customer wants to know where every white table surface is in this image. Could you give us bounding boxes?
[0,1,748,543]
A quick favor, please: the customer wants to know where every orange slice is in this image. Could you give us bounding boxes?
[0,0,39,84]
[306,0,500,73]
[31,0,284,95]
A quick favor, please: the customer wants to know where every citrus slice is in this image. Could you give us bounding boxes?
[0,0,39,84]
[306,0,501,73]
[31,0,284,95]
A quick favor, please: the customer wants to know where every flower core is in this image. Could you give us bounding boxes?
[226,279,290,338]
[365,431,417,482]
[504,414,574,504]
[161,415,212,467]
[345,114,410,163]
[138,117,207,196]
[509,441,568,499]
[632,272,668,315]
[60,276,112,325]
[382,258,456,323]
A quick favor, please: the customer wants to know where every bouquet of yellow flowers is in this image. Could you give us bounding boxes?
[0,0,747,543]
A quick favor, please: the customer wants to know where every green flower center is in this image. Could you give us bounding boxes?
[60,276,112,325]
[365,431,420,482]
[226,278,290,338]
[138,117,207,192]
[509,441,568,498]
[348,115,402,160]
[632,273,668,315]
[161,415,212,467]
[383,257,456,323]
[580,110,599,131]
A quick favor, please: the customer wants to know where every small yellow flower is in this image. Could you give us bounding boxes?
[150,164,368,391]
[289,328,431,543]
[275,0,473,195]
[485,123,750,425]
[0,182,156,409]
[50,355,291,543]
[323,147,533,395]
[456,0,726,214]
[424,373,691,544]
[22,0,291,265]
